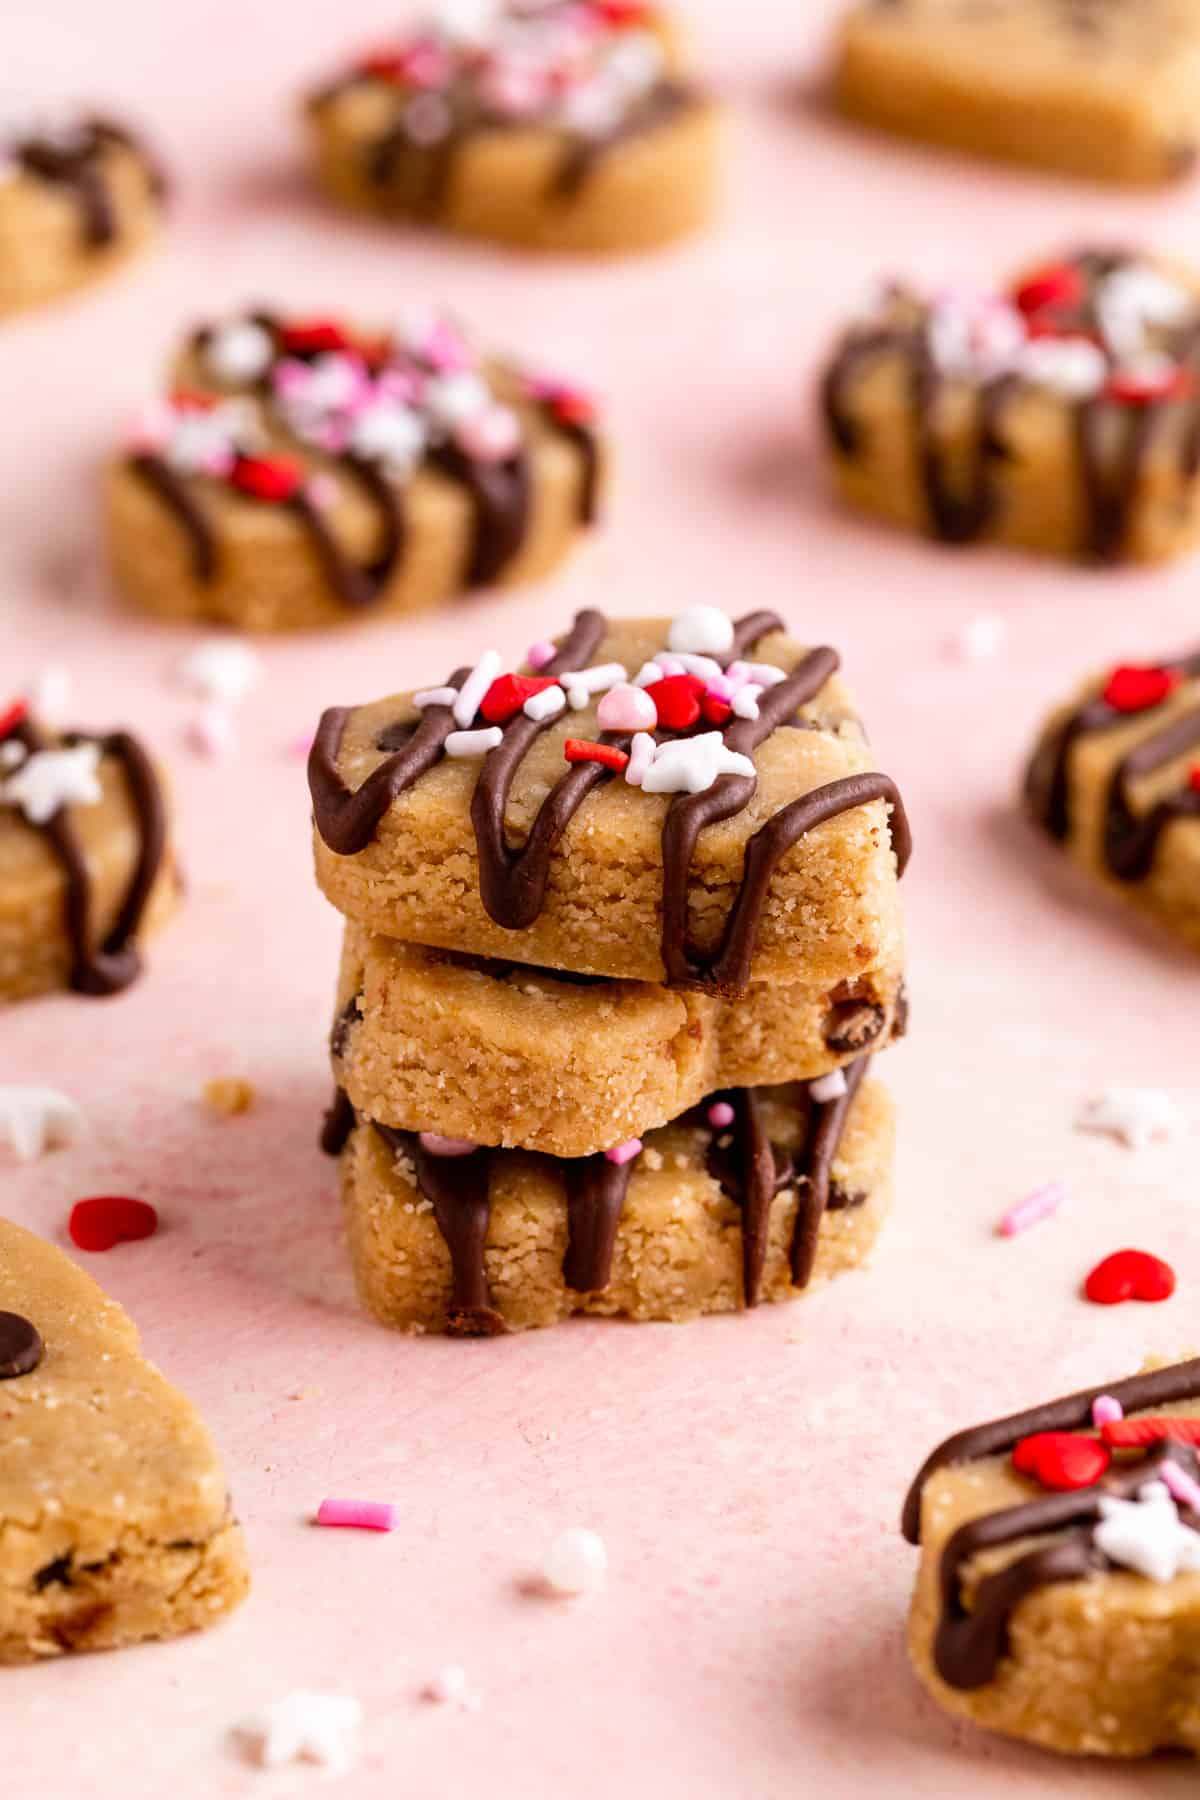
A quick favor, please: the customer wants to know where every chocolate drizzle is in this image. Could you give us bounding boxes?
[309,609,911,999]
[5,717,167,998]
[551,80,693,196]
[1024,645,1200,882]
[429,441,532,585]
[16,119,162,250]
[903,1358,1200,1690]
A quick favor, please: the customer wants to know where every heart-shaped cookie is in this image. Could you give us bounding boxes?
[0,1217,248,1662]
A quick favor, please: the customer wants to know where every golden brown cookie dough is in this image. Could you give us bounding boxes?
[822,249,1200,564]
[106,308,602,633]
[833,0,1200,185]
[333,921,907,1155]
[309,609,911,994]
[1024,648,1200,952]
[338,1061,893,1335]
[0,1219,249,1663]
[305,2,720,254]
[0,110,163,317]
[0,708,177,1005]
[904,1357,1200,1758]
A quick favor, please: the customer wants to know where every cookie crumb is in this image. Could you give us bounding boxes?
[203,1077,255,1117]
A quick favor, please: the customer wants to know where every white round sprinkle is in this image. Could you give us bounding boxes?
[668,605,734,657]
[424,371,492,429]
[948,614,1006,663]
[176,641,260,707]
[204,319,275,387]
[542,1527,608,1596]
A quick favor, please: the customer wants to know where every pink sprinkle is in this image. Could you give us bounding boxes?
[1092,1394,1124,1429]
[707,1101,735,1129]
[705,675,736,705]
[418,1132,479,1158]
[456,405,522,464]
[605,1138,642,1166]
[1161,1460,1200,1514]
[996,1180,1066,1239]
[316,1498,399,1532]
[185,705,235,759]
[596,683,657,733]
[286,730,315,760]
[306,473,339,512]
[656,655,686,677]
[526,640,556,671]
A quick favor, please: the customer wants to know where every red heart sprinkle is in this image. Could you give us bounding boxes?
[644,674,704,732]
[1102,664,1179,713]
[701,694,732,727]
[358,51,409,83]
[1012,264,1085,317]
[170,387,219,413]
[1102,1415,1200,1448]
[280,319,354,356]
[479,674,556,725]
[564,739,629,773]
[0,698,29,736]
[1012,1431,1110,1492]
[69,1197,158,1253]
[230,455,304,503]
[1107,366,1193,405]
[553,392,597,427]
[1189,765,1200,795]
[1084,1248,1176,1306]
[591,0,653,24]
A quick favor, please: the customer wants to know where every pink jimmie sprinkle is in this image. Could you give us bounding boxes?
[707,1101,735,1129]
[605,1138,642,1166]
[1092,1394,1124,1430]
[1161,1460,1200,1514]
[526,639,556,671]
[418,1132,479,1158]
[286,730,315,760]
[316,1498,399,1532]
[996,1180,1066,1239]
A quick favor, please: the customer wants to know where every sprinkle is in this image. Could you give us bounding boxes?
[809,1069,848,1104]
[230,454,304,503]
[1160,1461,1200,1515]
[1092,1394,1124,1430]
[185,705,235,759]
[1191,765,1200,794]
[526,639,556,671]
[668,652,726,683]
[604,1138,641,1166]
[1076,1088,1186,1149]
[1107,360,1193,406]
[453,650,502,727]
[1094,1483,1200,1582]
[596,683,657,733]
[1012,263,1085,317]
[455,404,522,463]
[176,641,260,707]
[203,318,275,386]
[424,370,491,428]
[641,733,756,796]
[0,740,25,771]
[25,663,71,725]
[68,1196,158,1253]
[0,698,28,736]
[643,673,703,731]
[559,663,628,710]
[0,1087,83,1161]
[733,662,788,689]
[564,739,629,773]
[1012,1431,1110,1493]
[996,1179,1066,1239]
[480,674,556,724]
[418,1133,479,1157]
[316,1498,399,1532]
[524,685,566,723]
[305,472,339,511]
[541,1527,608,1596]
[203,1077,255,1117]
[234,1691,363,1773]
[706,1101,735,1129]
[949,614,1006,663]
[414,686,460,711]
[1103,1416,1200,1449]
[424,1665,471,1706]
[1083,1248,1176,1306]
[286,731,314,760]
[624,731,655,787]
[1102,664,1180,713]
[2,742,101,824]
[730,684,762,720]
[668,606,735,658]
[631,660,665,688]
[280,319,355,355]
[445,727,503,758]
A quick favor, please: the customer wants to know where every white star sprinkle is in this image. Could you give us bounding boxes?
[2,742,101,824]
[1095,1482,1200,1583]
[640,733,755,796]
[1076,1088,1187,1151]
[0,1087,84,1162]
[234,1691,363,1773]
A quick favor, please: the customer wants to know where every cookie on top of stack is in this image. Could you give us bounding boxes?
[308,604,912,1336]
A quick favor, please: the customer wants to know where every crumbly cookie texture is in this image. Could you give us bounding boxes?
[833,0,1200,184]
[1024,647,1200,952]
[333,921,906,1156]
[904,1357,1200,1758]
[309,609,910,994]
[305,2,720,254]
[0,1219,249,1663]
[0,707,177,1005]
[106,309,601,633]
[0,110,163,317]
[822,249,1200,564]
[340,1067,893,1335]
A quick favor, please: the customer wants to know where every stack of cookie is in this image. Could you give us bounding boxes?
[309,605,912,1336]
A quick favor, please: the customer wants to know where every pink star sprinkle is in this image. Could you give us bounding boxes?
[604,1138,642,1166]
[1092,1394,1124,1430]
[316,1498,399,1532]
[996,1180,1067,1238]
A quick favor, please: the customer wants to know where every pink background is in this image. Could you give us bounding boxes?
[3,2,1200,1792]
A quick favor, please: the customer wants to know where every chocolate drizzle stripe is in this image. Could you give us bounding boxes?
[562,1156,634,1295]
[8,720,166,998]
[129,455,217,581]
[429,442,532,586]
[901,1355,1200,1544]
[307,671,466,855]
[551,80,695,197]
[790,1053,869,1288]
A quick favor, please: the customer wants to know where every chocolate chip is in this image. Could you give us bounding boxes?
[375,719,416,753]
[827,1183,867,1213]
[33,1554,73,1591]
[823,998,885,1054]
[0,1311,44,1379]
[329,993,362,1058]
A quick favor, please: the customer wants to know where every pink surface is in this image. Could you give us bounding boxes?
[3,2,1200,1793]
